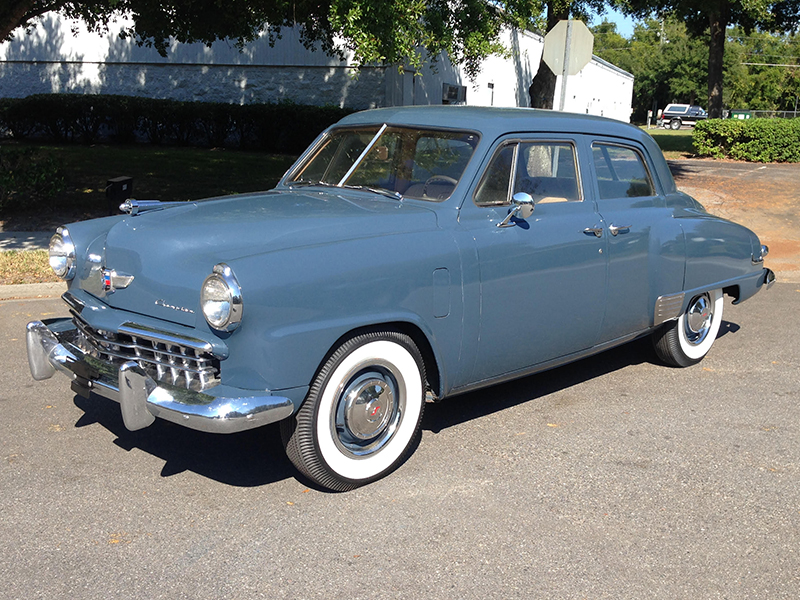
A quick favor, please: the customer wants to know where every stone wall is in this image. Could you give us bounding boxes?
[0,15,386,108]
[0,61,386,108]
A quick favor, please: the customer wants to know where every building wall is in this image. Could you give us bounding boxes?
[557,56,634,122]
[0,15,387,107]
[0,15,633,121]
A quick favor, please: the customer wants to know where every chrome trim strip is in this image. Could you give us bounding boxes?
[654,292,685,326]
[26,319,295,434]
[118,322,213,353]
[62,291,87,313]
[337,123,388,186]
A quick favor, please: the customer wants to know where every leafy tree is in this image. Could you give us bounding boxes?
[1,0,530,79]
[619,0,800,118]
[593,17,708,119]
[725,28,800,111]
[593,16,800,119]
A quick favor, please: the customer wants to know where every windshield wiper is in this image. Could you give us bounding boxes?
[288,179,338,188]
[342,185,403,201]
[290,180,401,201]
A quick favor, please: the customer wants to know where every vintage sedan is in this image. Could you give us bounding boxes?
[27,106,775,491]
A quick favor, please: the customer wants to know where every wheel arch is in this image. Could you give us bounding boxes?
[308,321,443,406]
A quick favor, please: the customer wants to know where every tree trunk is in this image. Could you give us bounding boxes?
[707,4,730,119]
[529,2,569,109]
[0,0,40,42]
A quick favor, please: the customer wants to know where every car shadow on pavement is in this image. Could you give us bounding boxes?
[666,160,699,182]
[423,321,741,434]
[68,319,741,488]
[72,394,296,487]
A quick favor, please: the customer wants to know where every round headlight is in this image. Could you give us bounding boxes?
[48,227,76,280]
[200,263,243,332]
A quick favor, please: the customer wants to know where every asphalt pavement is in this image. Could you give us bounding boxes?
[2,283,797,599]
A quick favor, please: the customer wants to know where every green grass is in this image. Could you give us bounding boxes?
[1,142,299,230]
[641,127,696,159]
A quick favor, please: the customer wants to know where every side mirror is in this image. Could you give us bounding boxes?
[497,192,535,228]
[512,192,535,218]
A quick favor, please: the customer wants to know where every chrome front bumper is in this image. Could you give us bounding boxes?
[26,319,296,434]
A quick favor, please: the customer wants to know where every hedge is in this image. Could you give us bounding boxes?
[693,118,800,162]
[0,94,354,154]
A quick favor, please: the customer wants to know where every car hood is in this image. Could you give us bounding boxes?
[85,189,439,327]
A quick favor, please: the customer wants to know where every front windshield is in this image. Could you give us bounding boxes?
[287,125,479,201]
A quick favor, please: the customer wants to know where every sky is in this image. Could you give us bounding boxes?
[593,6,637,38]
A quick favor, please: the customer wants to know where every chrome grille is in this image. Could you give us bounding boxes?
[71,315,220,391]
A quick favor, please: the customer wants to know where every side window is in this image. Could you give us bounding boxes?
[592,144,655,199]
[474,141,580,207]
[514,142,580,203]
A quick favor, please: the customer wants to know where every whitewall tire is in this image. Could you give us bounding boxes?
[281,330,426,491]
[653,289,724,367]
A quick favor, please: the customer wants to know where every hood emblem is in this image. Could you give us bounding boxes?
[155,299,195,314]
[102,269,134,293]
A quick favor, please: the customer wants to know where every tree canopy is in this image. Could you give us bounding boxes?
[592,16,800,120]
[618,0,800,117]
[2,0,545,78]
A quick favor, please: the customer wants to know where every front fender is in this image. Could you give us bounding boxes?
[218,230,464,396]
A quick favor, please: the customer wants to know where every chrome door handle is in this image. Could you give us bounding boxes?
[608,224,631,236]
[583,227,603,237]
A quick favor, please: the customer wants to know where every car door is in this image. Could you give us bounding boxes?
[589,140,675,343]
[458,136,608,384]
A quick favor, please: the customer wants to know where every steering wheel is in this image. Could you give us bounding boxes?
[423,175,458,198]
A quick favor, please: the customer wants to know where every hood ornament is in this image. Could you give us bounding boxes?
[119,199,187,216]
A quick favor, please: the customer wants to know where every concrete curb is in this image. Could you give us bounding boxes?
[0,282,66,301]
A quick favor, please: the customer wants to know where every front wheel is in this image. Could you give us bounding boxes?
[653,289,724,367]
[281,330,426,491]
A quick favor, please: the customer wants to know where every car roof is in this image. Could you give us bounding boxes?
[333,106,677,195]
[338,105,646,144]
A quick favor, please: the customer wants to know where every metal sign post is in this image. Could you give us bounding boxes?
[558,21,573,111]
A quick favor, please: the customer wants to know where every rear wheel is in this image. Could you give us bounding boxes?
[653,289,724,367]
[281,330,426,491]
[669,118,682,130]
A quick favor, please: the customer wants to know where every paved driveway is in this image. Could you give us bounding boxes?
[2,281,797,599]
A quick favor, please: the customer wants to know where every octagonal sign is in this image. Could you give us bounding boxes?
[542,20,594,76]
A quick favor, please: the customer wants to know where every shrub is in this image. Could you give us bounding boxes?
[694,118,800,162]
[0,94,353,153]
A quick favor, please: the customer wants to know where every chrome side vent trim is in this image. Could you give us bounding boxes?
[654,292,685,326]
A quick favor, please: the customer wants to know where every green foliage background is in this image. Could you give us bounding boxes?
[593,17,800,122]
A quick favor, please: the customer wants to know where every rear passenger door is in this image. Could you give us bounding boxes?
[590,140,670,343]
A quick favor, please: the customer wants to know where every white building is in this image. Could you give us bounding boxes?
[0,15,633,122]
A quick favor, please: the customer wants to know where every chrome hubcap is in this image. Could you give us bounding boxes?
[684,293,713,345]
[332,368,403,458]
[344,377,394,440]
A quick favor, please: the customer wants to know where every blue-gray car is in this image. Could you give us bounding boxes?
[27,106,775,491]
